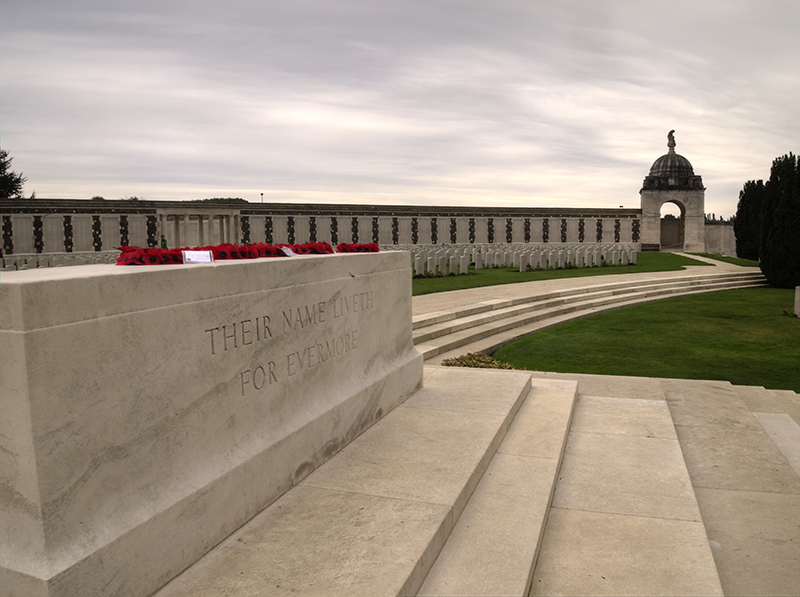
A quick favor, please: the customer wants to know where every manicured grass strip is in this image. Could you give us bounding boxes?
[493,288,800,392]
[690,253,760,267]
[412,252,710,296]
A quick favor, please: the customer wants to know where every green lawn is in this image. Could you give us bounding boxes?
[493,288,800,391]
[690,253,760,267]
[412,252,710,296]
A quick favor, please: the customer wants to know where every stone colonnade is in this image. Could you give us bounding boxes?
[0,199,642,256]
[160,210,239,248]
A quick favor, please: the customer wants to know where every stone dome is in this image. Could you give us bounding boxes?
[641,131,704,191]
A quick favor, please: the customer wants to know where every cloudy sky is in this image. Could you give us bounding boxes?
[1,1,798,217]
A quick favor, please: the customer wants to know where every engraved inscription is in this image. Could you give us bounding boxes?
[206,316,273,355]
[287,329,359,377]
[205,286,377,397]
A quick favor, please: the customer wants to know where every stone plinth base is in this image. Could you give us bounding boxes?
[0,253,422,597]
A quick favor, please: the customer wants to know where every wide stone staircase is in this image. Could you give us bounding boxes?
[413,270,768,363]
[155,366,800,596]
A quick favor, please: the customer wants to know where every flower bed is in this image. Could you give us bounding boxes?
[116,241,378,265]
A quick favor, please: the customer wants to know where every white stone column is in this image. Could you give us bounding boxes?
[197,215,205,246]
[172,216,181,247]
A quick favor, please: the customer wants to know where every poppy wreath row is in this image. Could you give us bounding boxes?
[116,241,378,265]
[336,242,379,253]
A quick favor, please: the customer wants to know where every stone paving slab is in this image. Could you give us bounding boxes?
[698,487,800,597]
[674,422,800,493]
[552,397,701,522]
[530,508,723,597]
[753,412,800,476]
[568,395,677,439]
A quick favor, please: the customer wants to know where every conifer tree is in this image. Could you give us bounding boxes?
[759,153,800,287]
[734,179,764,260]
[0,149,26,199]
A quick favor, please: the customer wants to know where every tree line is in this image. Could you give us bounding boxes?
[734,153,800,287]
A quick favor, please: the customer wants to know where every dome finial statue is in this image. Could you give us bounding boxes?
[667,130,676,153]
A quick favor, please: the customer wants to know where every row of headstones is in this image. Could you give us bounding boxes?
[381,244,637,276]
[0,251,119,271]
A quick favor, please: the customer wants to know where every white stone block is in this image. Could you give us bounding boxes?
[795,286,800,317]
[0,253,422,597]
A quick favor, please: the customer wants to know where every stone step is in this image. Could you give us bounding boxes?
[153,367,537,597]
[416,278,767,361]
[412,272,764,331]
[418,378,578,596]
[413,275,763,344]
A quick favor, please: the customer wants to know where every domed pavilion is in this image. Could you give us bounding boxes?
[639,130,706,252]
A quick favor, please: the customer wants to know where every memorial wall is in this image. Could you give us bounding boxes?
[0,199,642,256]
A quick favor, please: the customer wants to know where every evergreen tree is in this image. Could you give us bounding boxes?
[0,149,26,199]
[759,153,800,288]
[734,179,764,260]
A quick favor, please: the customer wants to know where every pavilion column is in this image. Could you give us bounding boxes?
[197,215,205,246]
[183,214,190,247]
[172,216,181,247]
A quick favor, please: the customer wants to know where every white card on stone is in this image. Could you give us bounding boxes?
[182,250,214,263]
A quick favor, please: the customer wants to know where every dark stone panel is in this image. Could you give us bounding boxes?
[542,218,549,243]
[450,217,457,244]
[241,216,251,245]
[596,219,603,242]
[330,217,338,245]
[287,216,295,245]
[92,215,102,251]
[430,217,438,244]
[506,218,513,243]
[146,215,157,247]
[560,218,567,243]
[372,217,379,244]
[524,218,531,243]
[119,215,129,247]
[351,216,358,243]
[578,218,585,243]
[2,215,13,254]
[63,215,74,252]
[33,215,44,253]
[309,216,317,242]
[392,217,399,244]
[411,217,418,244]
[265,216,273,245]
[488,218,494,244]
